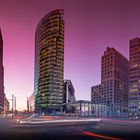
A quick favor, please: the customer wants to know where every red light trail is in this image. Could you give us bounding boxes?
[82,131,122,140]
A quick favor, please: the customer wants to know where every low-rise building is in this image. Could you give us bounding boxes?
[64,80,76,103]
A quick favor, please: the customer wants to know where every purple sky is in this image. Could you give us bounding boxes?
[0,0,140,110]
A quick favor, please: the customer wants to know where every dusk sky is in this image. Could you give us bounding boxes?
[0,0,140,110]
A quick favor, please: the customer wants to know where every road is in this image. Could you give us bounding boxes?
[0,116,140,140]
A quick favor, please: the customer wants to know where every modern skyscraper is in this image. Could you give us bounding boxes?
[101,47,129,116]
[34,9,64,113]
[0,29,4,113]
[128,38,140,118]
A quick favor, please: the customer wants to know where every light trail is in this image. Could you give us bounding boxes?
[82,131,123,140]
[31,118,101,124]
[17,118,101,124]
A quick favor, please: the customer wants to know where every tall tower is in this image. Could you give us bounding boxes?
[34,9,64,113]
[0,29,4,113]
[129,38,140,118]
[101,47,129,116]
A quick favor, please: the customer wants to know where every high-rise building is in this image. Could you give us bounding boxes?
[101,47,129,116]
[128,38,140,118]
[91,47,129,116]
[34,9,64,113]
[0,29,4,113]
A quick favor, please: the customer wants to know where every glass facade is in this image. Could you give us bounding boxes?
[34,9,64,113]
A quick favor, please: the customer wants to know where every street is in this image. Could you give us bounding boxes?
[0,116,140,140]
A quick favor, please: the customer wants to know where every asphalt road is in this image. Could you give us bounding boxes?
[0,116,140,140]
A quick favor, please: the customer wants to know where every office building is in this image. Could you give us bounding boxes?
[0,29,4,113]
[128,38,140,118]
[34,9,64,113]
[91,84,102,104]
[101,47,129,116]
[91,84,109,117]
[91,47,129,116]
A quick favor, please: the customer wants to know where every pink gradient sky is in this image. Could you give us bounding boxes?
[0,0,140,110]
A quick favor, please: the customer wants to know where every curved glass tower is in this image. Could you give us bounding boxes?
[34,9,64,113]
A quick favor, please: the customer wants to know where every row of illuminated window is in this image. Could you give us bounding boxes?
[130,63,139,68]
[37,37,63,47]
[43,23,63,35]
[36,75,63,82]
[39,71,63,79]
[38,91,63,97]
[37,30,58,41]
[37,95,63,100]
[129,73,139,78]
[41,20,62,31]
[38,79,63,85]
[130,49,140,54]
[37,100,63,105]
[37,68,63,75]
[38,82,63,87]
[38,78,63,85]
[38,84,63,89]
[37,43,63,53]
[130,52,140,58]
[48,13,60,20]
[130,44,140,49]
[38,89,63,94]
[38,71,63,77]
[40,49,57,56]
[35,66,63,77]
[37,31,63,43]
[39,52,64,60]
[38,76,63,85]
[37,95,63,101]
[37,100,63,108]
[130,57,140,62]
[129,82,139,86]
[36,28,56,40]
